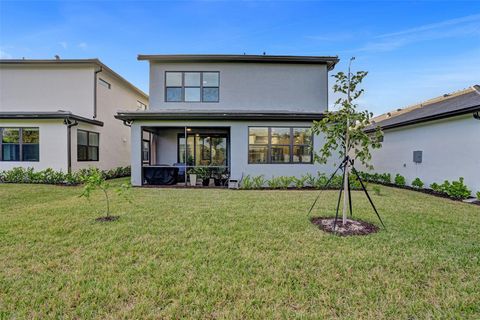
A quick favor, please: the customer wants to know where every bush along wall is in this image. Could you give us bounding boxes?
[0,166,131,186]
[240,173,363,190]
[359,171,472,201]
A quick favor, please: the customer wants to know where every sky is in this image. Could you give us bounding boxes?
[0,0,479,115]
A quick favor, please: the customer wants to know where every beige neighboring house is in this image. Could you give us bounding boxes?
[0,59,148,173]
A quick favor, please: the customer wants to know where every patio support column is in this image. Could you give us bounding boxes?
[184,126,188,187]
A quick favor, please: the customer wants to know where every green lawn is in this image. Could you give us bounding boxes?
[0,179,479,319]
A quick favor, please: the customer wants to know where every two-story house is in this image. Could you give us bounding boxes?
[115,54,339,187]
[0,59,148,173]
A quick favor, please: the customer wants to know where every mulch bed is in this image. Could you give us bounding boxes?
[95,216,120,222]
[310,217,379,236]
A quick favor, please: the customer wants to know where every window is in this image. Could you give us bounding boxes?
[248,127,312,164]
[77,130,99,161]
[142,140,150,164]
[0,127,39,162]
[98,78,111,89]
[178,134,227,166]
[165,71,219,102]
[137,100,147,110]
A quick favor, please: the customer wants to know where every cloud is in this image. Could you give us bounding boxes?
[78,42,87,50]
[0,49,12,59]
[59,41,68,49]
[355,14,480,53]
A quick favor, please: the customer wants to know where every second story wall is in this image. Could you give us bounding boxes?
[149,62,328,113]
[0,64,95,118]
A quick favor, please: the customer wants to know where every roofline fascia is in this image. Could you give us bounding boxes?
[114,111,325,121]
[137,54,340,70]
[0,113,104,126]
[365,104,480,133]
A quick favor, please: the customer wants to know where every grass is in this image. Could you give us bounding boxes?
[0,179,479,319]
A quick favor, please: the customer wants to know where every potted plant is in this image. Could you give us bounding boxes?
[187,168,198,187]
[197,167,211,186]
[213,168,229,186]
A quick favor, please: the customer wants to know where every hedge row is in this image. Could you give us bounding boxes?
[240,173,363,190]
[359,171,472,200]
[0,166,131,185]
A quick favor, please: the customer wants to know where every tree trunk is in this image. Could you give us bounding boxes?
[342,162,349,224]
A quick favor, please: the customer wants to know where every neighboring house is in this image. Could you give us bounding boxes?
[365,85,480,193]
[115,54,340,187]
[0,59,149,173]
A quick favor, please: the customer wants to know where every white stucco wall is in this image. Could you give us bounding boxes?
[0,119,68,171]
[149,62,328,113]
[129,120,339,186]
[72,71,149,171]
[365,114,480,194]
[0,65,95,118]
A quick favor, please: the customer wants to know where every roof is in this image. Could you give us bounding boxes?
[115,110,325,121]
[366,85,480,132]
[0,111,104,126]
[0,59,148,99]
[137,54,340,70]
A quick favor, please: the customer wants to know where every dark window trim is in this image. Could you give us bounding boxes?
[247,126,313,164]
[177,133,229,166]
[165,71,220,103]
[77,129,99,162]
[0,127,40,162]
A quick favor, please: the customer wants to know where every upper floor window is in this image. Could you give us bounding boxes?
[98,78,111,89]
[77,129,99,161]
[165,71,219,102]
[248,127,312,164]
[0,127,39,162]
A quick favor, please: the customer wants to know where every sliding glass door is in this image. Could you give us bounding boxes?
[178,134,228,166]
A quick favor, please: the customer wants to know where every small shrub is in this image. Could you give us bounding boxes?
[394,174,406,186]
[240,175,253,189]
[430,182,442,193]
[267,177,282,189]
[476,191,480,200]
[293,176,307,189]
[277,176,294,189]
[443,177,471,199]
[303,173,316,187]
[372,185,381,196]
[314,173,328,189]
[252,175,266,189]
[411,177,424,189]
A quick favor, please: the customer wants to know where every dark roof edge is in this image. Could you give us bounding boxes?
[0,112,104,126]
[0,59,148,99]
[365,104,480,133]
[115,111,325,121]
[138,54,340,70]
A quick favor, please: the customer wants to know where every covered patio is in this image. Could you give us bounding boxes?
[140,126,230,187]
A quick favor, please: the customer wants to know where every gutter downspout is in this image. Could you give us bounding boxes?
[64,118,78,174]
[94,67,103,119]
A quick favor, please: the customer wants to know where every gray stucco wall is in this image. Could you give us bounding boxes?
[149,62,328,113]
[130,120,339,186]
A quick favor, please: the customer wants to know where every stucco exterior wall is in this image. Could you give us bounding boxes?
[149,62,328,113]
[130,120,339,186]
[0,119,68,171]
[0,65,95,118]
[364,114,480,193]
[71,71,149,171]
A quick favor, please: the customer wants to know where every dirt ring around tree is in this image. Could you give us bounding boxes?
[310,217,379,236]
[95,216,120,222]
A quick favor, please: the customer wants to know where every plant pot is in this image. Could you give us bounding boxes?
[214,178,221,186]
[189,174,197,186]
[202,178,210,186]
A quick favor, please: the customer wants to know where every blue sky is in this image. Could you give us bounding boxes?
[1,1,479,115]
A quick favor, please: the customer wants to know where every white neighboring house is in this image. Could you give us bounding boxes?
[115,54,340,187]
[365,85,480,194]
[0,59,149,173]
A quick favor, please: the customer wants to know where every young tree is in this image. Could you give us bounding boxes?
[311,58,383,225]
[80,169,131,220]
